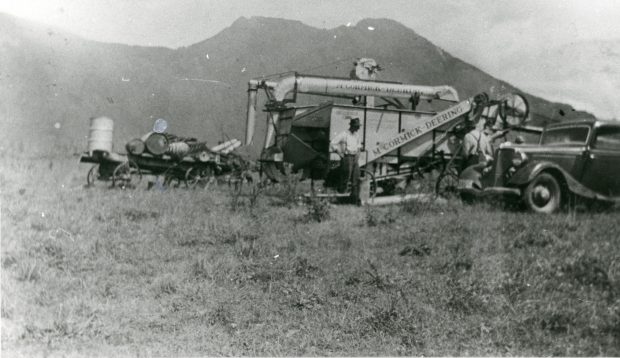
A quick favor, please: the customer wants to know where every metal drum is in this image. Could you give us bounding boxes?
[144,132,169,156]
[88,116,114,155]
[126,138,145,155]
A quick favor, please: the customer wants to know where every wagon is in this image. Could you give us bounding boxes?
[80,150,223,189]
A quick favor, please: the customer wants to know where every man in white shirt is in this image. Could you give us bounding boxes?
[330,117,362,200]
[461,123,494,169]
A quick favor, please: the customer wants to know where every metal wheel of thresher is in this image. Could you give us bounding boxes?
[435,166,459,199]
[185,166,214,189]
[500,93,530,128]
[112,160,142,189]
[86,164,100,187]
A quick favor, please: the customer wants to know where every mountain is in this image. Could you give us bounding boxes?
[501,39,620,120]
[0,14,593,157]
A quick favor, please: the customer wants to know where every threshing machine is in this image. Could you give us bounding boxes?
[245,59,529,202]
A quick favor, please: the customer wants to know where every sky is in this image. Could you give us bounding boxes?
[1,0,618,48]
[1,0,619,117]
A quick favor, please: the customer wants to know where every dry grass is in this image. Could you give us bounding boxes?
[1,154,619,356]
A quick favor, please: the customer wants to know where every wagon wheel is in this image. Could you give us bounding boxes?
[185,166,214,189]
[163,167,182,188]
[164,175,182,188]
[435,166,459,199]
[86,164,100,187]
[112,160,142,189]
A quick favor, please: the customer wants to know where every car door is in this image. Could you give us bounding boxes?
[580,125,620,197]
[537,125,590,177]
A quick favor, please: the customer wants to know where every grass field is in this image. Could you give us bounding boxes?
[1,155,619,356]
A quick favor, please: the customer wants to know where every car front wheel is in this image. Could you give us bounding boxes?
[523,173,562,214]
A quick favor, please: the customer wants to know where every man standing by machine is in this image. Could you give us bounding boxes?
[330,117,362,202]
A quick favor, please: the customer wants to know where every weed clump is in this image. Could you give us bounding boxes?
[364,261,394,291]
[562,255,612,292]
[263,165,304,208]
[540,311,575,334]
[229,182,265,214]
[15,259,41,282]
[293,257,319,278]
[123,209,159,222]
[306,194,330,222]
[365,206,397,227]
[292,292,323,310]
[190,258,210,279]
[513,229,559,249]
[362,292,422,350]
[1,255,17,269]
[445,277,486,315]
[399,244,431,257]
[237,234,259,258]
[152,275,178,296]
[207,303,237,333]
[400,196,449,216]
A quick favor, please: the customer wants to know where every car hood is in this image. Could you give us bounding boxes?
[498,143,586,154]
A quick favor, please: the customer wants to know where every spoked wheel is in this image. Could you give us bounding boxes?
[86,164,99,187]
[500,93,530,128]
[185,166,215,189]
[435,167,459,199]
[112,160,142,189]
[523,173,561,214]
[162,167,183,189]
[163,173,182,189]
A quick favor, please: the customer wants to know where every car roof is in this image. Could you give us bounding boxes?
[546,118,620,129]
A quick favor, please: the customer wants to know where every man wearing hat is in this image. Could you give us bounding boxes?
[330,117,362,201]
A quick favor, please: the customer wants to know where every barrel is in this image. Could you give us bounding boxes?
[126,138,145,155]
[144,132,169,156]
[88,117,114,155]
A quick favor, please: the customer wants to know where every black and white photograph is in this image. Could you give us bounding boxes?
[1,0,619,355]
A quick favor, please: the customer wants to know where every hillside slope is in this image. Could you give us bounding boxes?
[0,14,592,156]
[501,39,620,120]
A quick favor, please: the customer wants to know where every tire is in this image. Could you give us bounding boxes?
[523,173,561,214]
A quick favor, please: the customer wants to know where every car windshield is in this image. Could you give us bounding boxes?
[541,126,589,145]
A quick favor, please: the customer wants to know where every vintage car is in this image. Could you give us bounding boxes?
[458,118,620,213]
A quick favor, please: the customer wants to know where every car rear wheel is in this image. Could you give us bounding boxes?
[523,173,561,214]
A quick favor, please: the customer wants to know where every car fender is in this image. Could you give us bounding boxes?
[508,161,615,201]
[508,162,558,186]
[458,165,483,190]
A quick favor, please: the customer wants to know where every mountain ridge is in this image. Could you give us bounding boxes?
[0,13,594,157]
